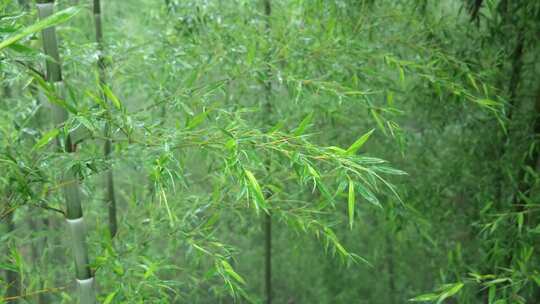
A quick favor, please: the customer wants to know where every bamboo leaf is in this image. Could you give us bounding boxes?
[386,90,394,106]
[348,178,355,229]
[346,129,374,155]
[187,111,208,130]
[467,73,479,91]
[327,146,347,155]
[244,169,267,210]
[517,213,524,234]
[370,109,387,135]
[33,128,59,150]
[374,166,407,175]
[293,112,314,136]
[399,66,405,86]
[475,98,499,107]
[356,184,380,208]
[0,7,80,50]
[436,282,464,304]
[102,85,122,110]
[77,116,96,134]
[409,293,439,302]
[221,260,246,285]
[102,291,118,304]
[410,282,464,303]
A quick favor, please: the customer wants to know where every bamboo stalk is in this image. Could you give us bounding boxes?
[264,212,272,304]
[1,72,20,303]
[262,1,273,303]
[2,142,19,304]
[36,1,96,303]
[4,213,20,304]
[93,0,118,238]
[385,227,396,303]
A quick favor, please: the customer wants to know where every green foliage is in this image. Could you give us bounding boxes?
[0,6,79,51]
[2,0,540,303]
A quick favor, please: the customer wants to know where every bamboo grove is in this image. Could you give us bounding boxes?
[1,0,540,303]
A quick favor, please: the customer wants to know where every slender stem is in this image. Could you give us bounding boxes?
[264,212,272,304]
[94,0,118,238]
[37,1,96,303]
[105,138,118,237]
[37,2,62,82]
[468,0,483,25]
[495,29,525,207]
[386,230,396,303]
[262,1,272,303]
[2,78,20,304]
[3,193,20,302]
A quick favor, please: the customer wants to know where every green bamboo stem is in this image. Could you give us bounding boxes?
[37,2,61,82]
[2,77,19,303]
[264,212,272,304]
[4,211,20,303]
[37,1,96,303]
[93,0,118,238]
[262,1,273,304]
[2,199,17,299]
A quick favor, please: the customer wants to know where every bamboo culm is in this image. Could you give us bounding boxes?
[37,1,96,303]
[93,0,118,238]
[262,1,273,304]
[3,196,19,303]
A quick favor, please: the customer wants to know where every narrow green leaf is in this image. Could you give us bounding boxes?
[221,260,246,285]
[374,166,407,175]
[399,66,405,86]
[484,278,511,286]
[293,112,314,136]
[102,291,117,304]
[386,90,394,106]
[102,85,122,109]
[0,263,18,272]
[244,169,267,210]
[346,129,374,155]
[370,109,387,135]
[409,293,439,302]
[356,184,380,208]
[436,282,464,304]
[476,98,499,107]
[204,213,220,229]
[0,7,80,50]
[467,73,479,91]
[7,43,37,54]
[187,111,208,130]
[77,116,95,134]
[532,274,540,286]
[33,128,59,150]
[86,90,107,108]
[348,178,355,229]
[327,146,347,155]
